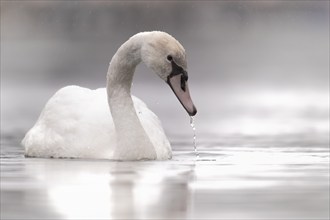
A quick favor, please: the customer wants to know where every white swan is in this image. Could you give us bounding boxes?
[22,31,197,160]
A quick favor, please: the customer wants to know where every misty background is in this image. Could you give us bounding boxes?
[1,1,329,140]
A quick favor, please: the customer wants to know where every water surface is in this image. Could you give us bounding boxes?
[1,130,329,219]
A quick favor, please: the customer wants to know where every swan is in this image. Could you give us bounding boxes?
[22,31,197,160]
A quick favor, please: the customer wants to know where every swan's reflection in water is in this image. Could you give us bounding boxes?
[48,172,113,219]
[30,160,192,219]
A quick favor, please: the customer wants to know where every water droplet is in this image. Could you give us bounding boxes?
[190,116,199,158]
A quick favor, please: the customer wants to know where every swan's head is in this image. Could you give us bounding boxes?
[141,31,197,116]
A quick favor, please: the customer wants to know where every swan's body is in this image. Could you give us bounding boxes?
[23,86,171,159]
[23,31,196,160]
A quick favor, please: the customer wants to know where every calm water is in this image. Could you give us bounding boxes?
[1,121,329,219]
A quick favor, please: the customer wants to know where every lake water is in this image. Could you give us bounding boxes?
[1,84,329,219]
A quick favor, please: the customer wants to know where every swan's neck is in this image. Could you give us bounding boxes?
[106,34,156,160]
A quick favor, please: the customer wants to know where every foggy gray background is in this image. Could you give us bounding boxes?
[1,1,329,139]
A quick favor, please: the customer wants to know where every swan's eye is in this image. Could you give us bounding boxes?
[167,55,173,61]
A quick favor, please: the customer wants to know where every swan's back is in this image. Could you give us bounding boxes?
[22,86,171,160]
[23,86,115,158]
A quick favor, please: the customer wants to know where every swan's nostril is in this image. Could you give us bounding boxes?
[181,75,186,91]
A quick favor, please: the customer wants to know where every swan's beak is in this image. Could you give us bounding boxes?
[167,74,197,116]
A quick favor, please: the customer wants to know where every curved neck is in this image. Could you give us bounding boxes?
[106,34,156,160]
